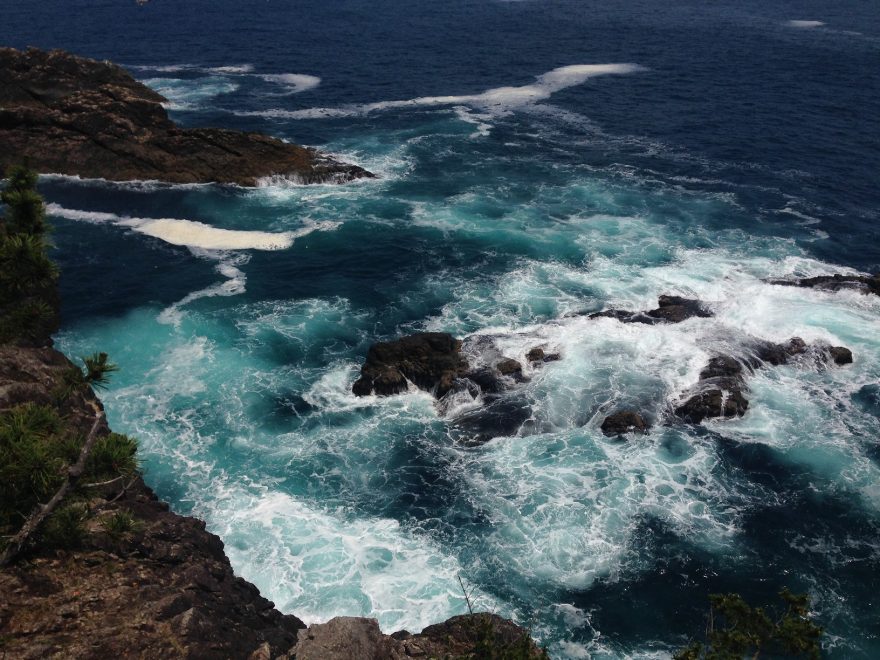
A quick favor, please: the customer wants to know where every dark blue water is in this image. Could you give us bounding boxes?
[4,1,880,656]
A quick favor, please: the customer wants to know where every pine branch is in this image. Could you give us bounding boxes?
[0,412,103,567]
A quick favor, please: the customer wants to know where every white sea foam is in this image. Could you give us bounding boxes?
[787,20,825,28]
[203,64,255,74]
[244,63,645,119]
[45,203,332,251]
[261,73,322,94]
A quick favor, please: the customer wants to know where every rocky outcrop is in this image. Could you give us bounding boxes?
[768,273,880,297]
[0,47,373,185]
[675,338,853,424]
[286,614,545,660]
[600,410,649,436]
[587,294,713,324]
[352,333,469,397]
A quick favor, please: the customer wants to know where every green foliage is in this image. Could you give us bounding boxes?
[472,615,548,659]
[81,352,119,390]
[0,404,67,531]
[674,590,823,660]
[88,432,138,479]
[0,165,58,344]
[40,504,87,550]
[101,509,142,539]
[0,402,139,554]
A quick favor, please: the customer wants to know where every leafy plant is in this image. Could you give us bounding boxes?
[40,504,88,550]
[81,352,119,390]
[674,589,823,660]
[101,509,142,539]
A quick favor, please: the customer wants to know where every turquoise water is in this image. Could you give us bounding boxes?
[5,0,880,655]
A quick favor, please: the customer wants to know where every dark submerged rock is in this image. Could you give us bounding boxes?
[588,295,712,325]
[768,273,880,297]
[0,47,373,185]
[600,410,649,436]
[352,333,468,398]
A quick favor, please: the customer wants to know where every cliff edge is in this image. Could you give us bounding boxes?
[0,47,373,186]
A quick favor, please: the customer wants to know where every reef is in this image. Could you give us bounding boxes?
[0,47,373,186]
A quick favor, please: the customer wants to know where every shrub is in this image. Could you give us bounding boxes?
[675,589,823,660]
[40,504,87,550]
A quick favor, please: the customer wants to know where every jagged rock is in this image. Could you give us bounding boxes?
[0,47,373,186]
[752,337,808,366]
[675,355,750,424]
[600,411,649,436]
[769,273,880,297]
[588,295,713,324]
[352,333,468,398]
[287,613,543,660]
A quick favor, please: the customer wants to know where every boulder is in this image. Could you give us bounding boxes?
[352,333,468,398]
[600,411,649,436]
[675,355,750,424]
[829,346,853,365]
[0,47,373,186]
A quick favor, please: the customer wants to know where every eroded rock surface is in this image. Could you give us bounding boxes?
[0,47,373,185]
[285,614,545,660]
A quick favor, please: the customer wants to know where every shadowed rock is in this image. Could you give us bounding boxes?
[352,333,468,398]
[286,614,543,660]
[588,294,713,324]
[0,47,373,185]
[768,273,880,297]
[600,410,649,436]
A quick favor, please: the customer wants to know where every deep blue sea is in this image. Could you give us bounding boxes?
[4,1,880,656]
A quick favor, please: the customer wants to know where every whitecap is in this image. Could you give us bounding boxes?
[787,20,825,28]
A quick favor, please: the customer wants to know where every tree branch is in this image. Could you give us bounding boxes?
[0,413,104,567]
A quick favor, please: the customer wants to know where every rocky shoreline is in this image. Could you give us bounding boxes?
[0,343,542,659]
[0,47,373,186]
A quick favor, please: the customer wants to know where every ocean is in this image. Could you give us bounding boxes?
[3,0,880,656]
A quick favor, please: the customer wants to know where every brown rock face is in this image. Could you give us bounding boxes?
[0,47,374,185]
[352,333,469,398]
[286,614,545,660]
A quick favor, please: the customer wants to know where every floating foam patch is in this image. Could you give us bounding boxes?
[787,20,825,28]
[246,63,645,119]
[261,73,322,94]
[46,203,338,251]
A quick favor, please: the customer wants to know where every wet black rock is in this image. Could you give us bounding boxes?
[675,355,750,424]
[768,273,880,297]
[828,346,853,365]
[352,333,468,398]
[588,295,713,325]
[526,346,561,364]
[600,411,649,436]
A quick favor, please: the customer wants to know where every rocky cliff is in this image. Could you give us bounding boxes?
[0,47,373,186]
